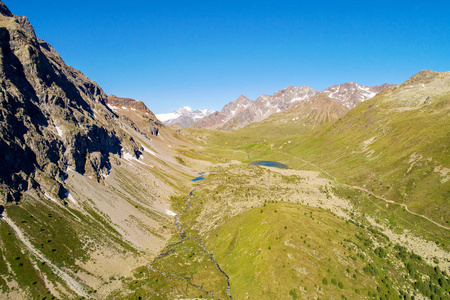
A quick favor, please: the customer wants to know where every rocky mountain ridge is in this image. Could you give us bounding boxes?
[322,82,395,109]
[193,82,395,130]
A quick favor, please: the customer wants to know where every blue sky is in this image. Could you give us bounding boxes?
[5,0,450,113]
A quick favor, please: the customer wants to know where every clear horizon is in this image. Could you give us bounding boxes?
[5,0,450,113]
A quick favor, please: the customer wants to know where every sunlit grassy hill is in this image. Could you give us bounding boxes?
[283,70,450,227]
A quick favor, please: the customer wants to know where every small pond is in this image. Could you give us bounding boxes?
[192,176,205,182]
[249,161,288,168]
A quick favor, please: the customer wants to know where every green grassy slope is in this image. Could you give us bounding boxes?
[131,165,450,299]
[283,71,450,227]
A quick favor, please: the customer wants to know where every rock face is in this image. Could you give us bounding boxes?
[106,94,163,136]
[156,106,214,128]
[194,94,252,129]
[194,83,395,130]
[0,6,162,202]
[0,1,12,17]
[322,82,396,109]
[226,86,318,129]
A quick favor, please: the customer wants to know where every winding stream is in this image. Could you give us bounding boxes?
[148,188,233,299]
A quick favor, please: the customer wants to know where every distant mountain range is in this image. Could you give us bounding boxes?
[188,82,395,130]
[156,106,214,128]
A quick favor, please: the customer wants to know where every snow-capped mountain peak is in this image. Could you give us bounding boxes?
[156,106,215,128]
[322,82,395,109]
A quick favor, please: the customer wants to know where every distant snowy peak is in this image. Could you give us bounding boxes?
[322,82,395,109]
[173,106,194,114]
[156,106,214,128]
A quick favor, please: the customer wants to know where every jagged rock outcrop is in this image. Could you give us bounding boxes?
[0,6,161,202]
[106,94,163,136]
[322,82,396,109]
[225,86,318,129]
[0,1,12,17]
[193,94,252,129]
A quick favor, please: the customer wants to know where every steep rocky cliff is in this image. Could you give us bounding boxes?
[0,5,163,203]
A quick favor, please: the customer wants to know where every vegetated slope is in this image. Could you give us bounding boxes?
[0,3,202,298]
[183,93,351,163]
[131,165,450,299]
[284,70,450,227]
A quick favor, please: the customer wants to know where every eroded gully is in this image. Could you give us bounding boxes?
[147,188,233,299]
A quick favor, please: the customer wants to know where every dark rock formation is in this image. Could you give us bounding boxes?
[0,2,161,202]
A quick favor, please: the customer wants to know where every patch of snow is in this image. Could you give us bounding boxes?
[107,104,118,111]
[290,95,308,103]
[64,190,77,205]
[123,152,135,161]
[155,112,181,122]
[201,109,214,115]
[55,126,63,138]
[121,106,128,110]
[131,108,136,111]
[122,152,151,167]
[168,145,172,148]
[67,193,77,205]
[166,210,177,216]
[44,193,58,203]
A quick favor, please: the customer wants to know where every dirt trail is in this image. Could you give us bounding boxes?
[1,212,88,298]
[281,151,450,230]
